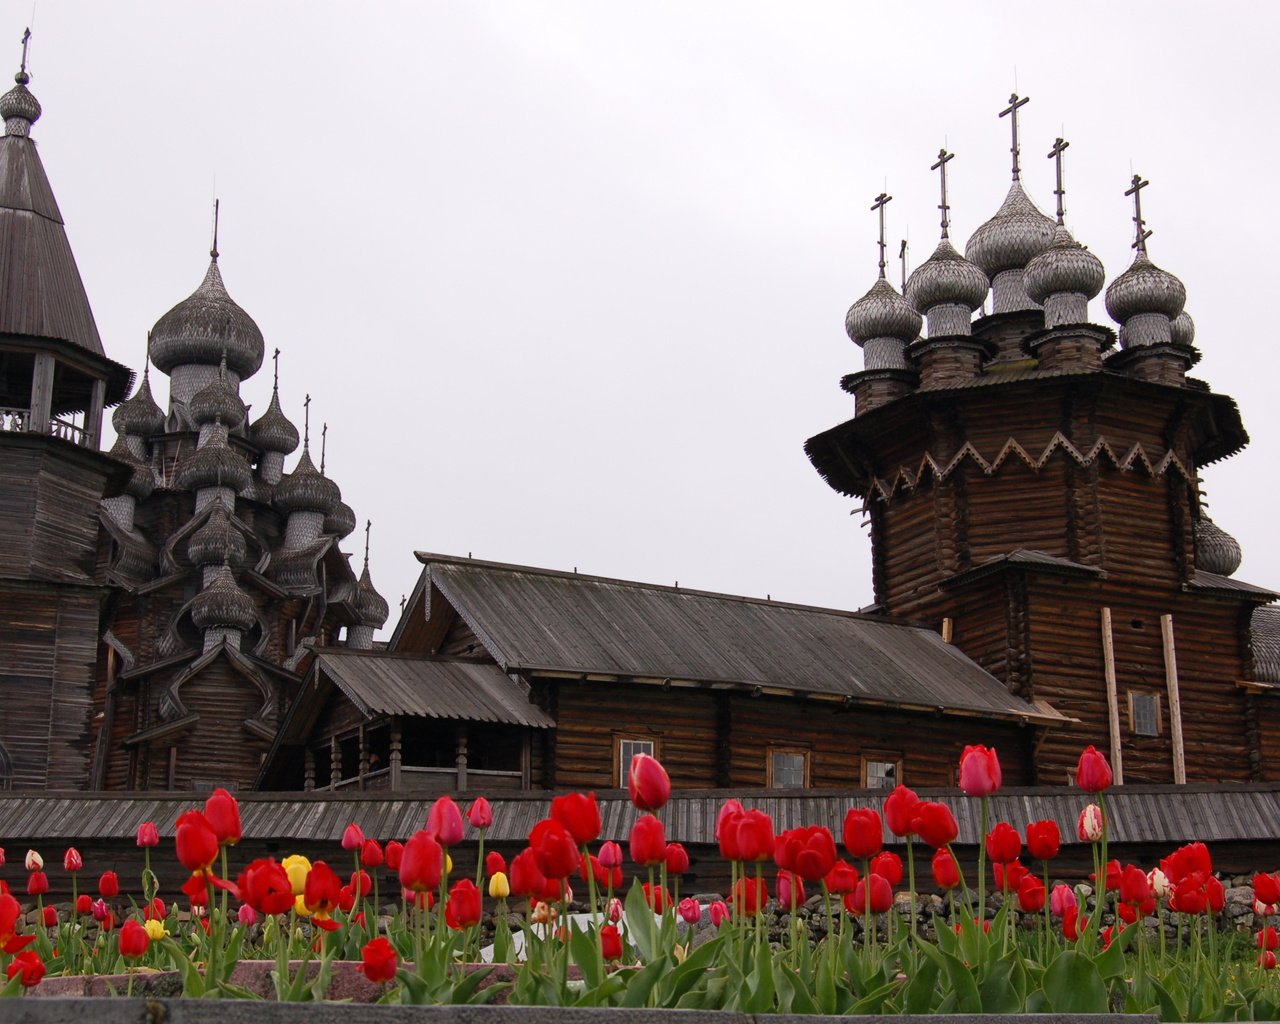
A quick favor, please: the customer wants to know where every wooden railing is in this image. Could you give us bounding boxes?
[49,416,88,445]
[0,407,26,432]
[0,409,91,446]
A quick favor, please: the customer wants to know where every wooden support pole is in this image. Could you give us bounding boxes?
[86,378,106,449]
[1100,607,1124,785]
[455,724,468,791]
[390,718,402,791]
[358,725,367,792]
[28,353,54,433]
[1162,613,1187,784]
[329,735,341,790]
[303,749,315,792]
[941,617,954,644]
[520,732,531,790]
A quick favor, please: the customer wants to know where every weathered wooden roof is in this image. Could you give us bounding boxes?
[1253,607,1280,684]
[4,783,1280,847]
[315,651,555,728]
[943,548,1106,590]
[0,124,104,356]
[1187,570,1278,601]
[414,554,1063,725]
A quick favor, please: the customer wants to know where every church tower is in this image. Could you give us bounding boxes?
[807,96,1275,785]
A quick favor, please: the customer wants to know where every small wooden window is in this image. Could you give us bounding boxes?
[861,754,901,790]
[616,737,656,786]
[768,748,809,789]
[1128,691,1162,737]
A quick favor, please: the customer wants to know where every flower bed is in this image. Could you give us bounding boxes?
[0,746,1278,1018]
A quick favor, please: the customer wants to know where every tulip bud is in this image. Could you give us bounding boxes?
[1075,745,1114,793]
[27,871,48,896]
[24,850,43,872]
[488,871,510,899]
[361,839,384,868]
[99,870,120,899]
[1148,867,1170,899]
[709,899,730,928]
[426,796,465,846]
[1077,804,1105,842]
[384,841,404,871]
[144,918,169,941]
[678,897,702,924]
[91,898,108,921]
[63,847,83,873]
[598,841,623,870]
[136,822,160,848]
[341,823,366,851]
[627,753,672,812]
[607,897,624,923]
[238,903,258,926]
[467,797,493,830]
[41,905,57,927]
[1258,899,1278,917]
[1049,883,1077,917]
[75,894,91,914]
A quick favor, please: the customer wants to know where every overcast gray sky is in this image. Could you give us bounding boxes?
[16,1,1279,629]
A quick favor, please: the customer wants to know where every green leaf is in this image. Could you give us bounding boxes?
[937,949,982,1014]
[619,954,669,1009]
[1041,949,1109,1013]
[568,923,602,989]
[1094,923,1138,980]
[850,979,901,1015]
[623,881,656,963]
[160,936,207,997]
[777,965,818,1015]
[815,948,839,1016]
[448,966,493,1004]
[978,956,1027,1014]
[659,936,721,1005]
[904,949,942,1014]
[743,940,776,1014]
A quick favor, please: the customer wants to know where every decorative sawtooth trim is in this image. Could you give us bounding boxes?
[865,434,1193,504]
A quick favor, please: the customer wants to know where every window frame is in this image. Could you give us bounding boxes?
[860,752,902,790]
[767,746,811,789]
[1128,690,1163,737]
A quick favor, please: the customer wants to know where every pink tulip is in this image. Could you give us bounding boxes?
[467,797,493,830]
[1050,883,1077,917]
[678,897,702,924]
[341,823,365,851]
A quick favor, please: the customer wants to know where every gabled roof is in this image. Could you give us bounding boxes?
[943,548,1106,590]
[411,553,1065,725]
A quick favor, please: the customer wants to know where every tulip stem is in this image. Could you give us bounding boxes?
[1040,861,1050,965]
[977,797,988,932]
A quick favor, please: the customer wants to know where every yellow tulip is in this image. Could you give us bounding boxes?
[143,919,169,941]
[445,853,453,875]
[294,893,313,917]
[282,854,312,895]
[488,872,510,899]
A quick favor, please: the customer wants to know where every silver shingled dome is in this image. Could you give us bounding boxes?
[190,563,257,632]
[1104,251,1186,324]
[1195,515,1242,577]
[149,260,265,380]
[905,238,989,315]
[1170,310,1196,347]
[845,277,922,345]
[274,447,341,516]
[964,180,1057,278]
[1024,225,1105,304]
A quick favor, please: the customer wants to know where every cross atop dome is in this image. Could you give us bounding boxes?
[1048,137,1070,225]
[1000,93,1030,181]
[932,147,955,239]
[1125,173,1153,254]
[871,191,892,279]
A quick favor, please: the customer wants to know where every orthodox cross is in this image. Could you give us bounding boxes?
[320,422,328,474]
[898,239,908,292]
[272,347,280,390]
[19,27,30,77]
[1047,137,1070,225]
[1125,173,1152,253]
[302,393,311,448]
[870,191,892,279]
[210,198,220,260]
[931,147,954,238]
[999,93,1030,180]
[363,520,372,571]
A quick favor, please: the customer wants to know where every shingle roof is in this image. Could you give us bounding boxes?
[415,554,1064,725]
[1253,607,1280,684]
[315,651,554,729]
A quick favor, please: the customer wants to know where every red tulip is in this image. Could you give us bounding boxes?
[304,861,343,927]
[597,842,622,870]
[360,839,383,868]
[427,796,465,846]
[1208,875,1225,913]
[0,894,32,954]
[1162,841,1212,885]
[642,882,672,913]
[1090,859,1122,893]
[1261,951,1278,971]
[63,847,83,872]
[731,809,775,862]
[75,894,91,914]
[98,870,120,899]
[732,875,768,916]
[550,792,602,845]
[467,797,493,830]
[1120,864,1152,907]
[1062,905,1088,941]
[119,920,149,959]
[341,823,366,851]
[350,869,371,898]
[485,851,508,877]
[1171,878,1208,914]
[509,848,547,898]
[359,936,398,983]
[143,897,166,921]
[600,923,624,960]
[959,745,1002,797]
[384,841,404,871]
[1017,874,1046,913]
[1259,927,1280,951]
[237,858,294,916]
[1050,883,1076,916]
[871,850,903,886]
[846,874,893,915]
[399,830,444,893]
[930,847,960,890]
[985,822,1021,864]
[203,789,242,846]
[1255,872,1280,906]
[175,810,219,872]
[775,870,803,908]
[842,807,883,860]
[1075,745,1113,793]
[678,897,702,924]
[628,753,671,811]
[911,802,959,849]
[136,822,160,848]
[825,859,859,894]
[26,872,48,896]
[716,799,744,842]
[993,859,1029,892]
[776,826,837,883]
[6,949,45,987]
[1025,820,1061,861]
[629,814,667,866]
[883,784,921,838]
[529,818,581,878]
[664,842,690,876]
[41,905,56,928]
[708,900,731,927]
[445,878,483,929]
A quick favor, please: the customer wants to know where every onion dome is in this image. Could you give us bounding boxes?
[1170,310,1195,348]
[188,359,247,430]
[355,564,390,629]
[274,447,340,515]
[188,502,248,569]
[1195,515,1242,577]
[845,278,921,346]
[250,386,300,455]
[174,428,251,493]
[964,181,1057,283]
[324,499,357,539]
[1024,225,1105,304]
[107,435,154,500]
[1,70,40,136]
[1104,252,1186,324]
[190,563,257,632]
[905,239,989,317]
[149,259,265,380]
[111,366,166,438]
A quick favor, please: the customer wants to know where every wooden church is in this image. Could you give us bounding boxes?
[1,45,1276,797]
